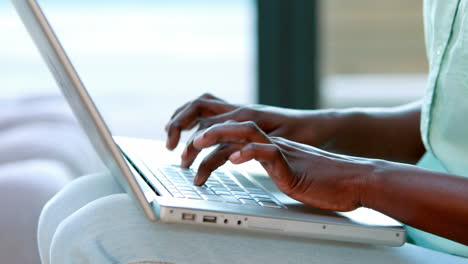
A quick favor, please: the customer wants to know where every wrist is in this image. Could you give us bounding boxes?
[301,108,357,148]
[359,158,388,209]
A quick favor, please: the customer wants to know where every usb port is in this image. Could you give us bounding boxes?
[182,213,196,221]
[203,216,217,223]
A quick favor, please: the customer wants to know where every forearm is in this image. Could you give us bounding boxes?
[363,160,468,245]
[322,101,425,164]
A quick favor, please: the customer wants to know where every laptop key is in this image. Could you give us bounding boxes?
[172,193,186,198]
[181,190,199,196]
[154,166,287,207]
[246,188,268,195]
[186,195,202,200]
[210,186,229,192]
[239,199,260,206]
[220,196,241,204]
[214,191,233,196]
[231,191,249,196]
[197,189,215,195]
[206,183,224,188]
[201,194,224,202]
[226,186,245,192]
[258,201,281,208]
[234,195,252,200]
[221,180,238,186]
[251,194,271,199]
[193,184,208,189]
[253,197,273,203]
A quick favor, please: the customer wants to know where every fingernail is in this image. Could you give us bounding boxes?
[193,135,203,148]
[181,148,188,159]
[229,151,241,162]
[166,140,173,150]
[193,176,201,186]
[180,157,190,168]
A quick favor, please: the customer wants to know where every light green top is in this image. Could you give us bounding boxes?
[410,0,468,257]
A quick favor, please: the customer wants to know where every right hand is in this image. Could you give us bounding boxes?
[165,93,343,168]
[188,120,370,212]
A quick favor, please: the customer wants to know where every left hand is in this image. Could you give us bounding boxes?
[190,120,375,212]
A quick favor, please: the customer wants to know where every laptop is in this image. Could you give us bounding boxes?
[12,0,406,246]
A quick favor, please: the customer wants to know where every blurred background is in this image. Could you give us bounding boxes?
[0,2,430,262]
[1,0,428,141]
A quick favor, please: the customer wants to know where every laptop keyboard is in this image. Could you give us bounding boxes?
[156,165,283,208]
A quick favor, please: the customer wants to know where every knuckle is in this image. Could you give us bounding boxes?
[269,145,282,158]
[224,119,236,125]
[191,98,204,109]
[198,118,212,129]
[246,143,258,152]
[237,107,254,119]
[217,143,232,152]
[212,122,225,129]
[170,121,181,130]
[244,121,258,132]
[201,92,214,99]
[236,107,248,116]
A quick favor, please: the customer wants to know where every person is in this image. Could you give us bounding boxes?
[38,1,468,263]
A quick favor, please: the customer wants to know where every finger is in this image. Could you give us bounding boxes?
[169,93,220,121]
[229,143,290,181]
[166,99,236,150]
[180,128,207,168]
[181,108,253,163]
[164,102,190,132]
[270,136,310,151]
[197,107,256,131]
[194,144,240,186]
[193,121,271,150]
[165,93,226,142]
[198,92,220,101]
[270,136,340,160]
[181,108,254,166]
[181,140,198,168]
[268,127,286,137]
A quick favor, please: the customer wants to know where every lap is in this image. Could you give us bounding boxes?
[38,172,123,264]
[41,173,468,264]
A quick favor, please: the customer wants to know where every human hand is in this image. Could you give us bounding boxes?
[190,120,374,212]
[165,93,342,167]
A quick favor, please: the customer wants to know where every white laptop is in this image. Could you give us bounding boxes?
[12,0,406,246]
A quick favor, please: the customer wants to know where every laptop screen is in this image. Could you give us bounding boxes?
[12,0,161,220]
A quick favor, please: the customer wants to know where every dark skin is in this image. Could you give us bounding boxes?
[165,93,468,246]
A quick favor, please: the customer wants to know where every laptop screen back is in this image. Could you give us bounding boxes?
[11,0,157,220]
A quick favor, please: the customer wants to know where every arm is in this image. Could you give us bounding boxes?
[317,100,425,164]
[363,161,468,245]
[189,121,468,246]
[166,94,425,169]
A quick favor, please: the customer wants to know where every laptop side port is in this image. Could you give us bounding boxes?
[202,215,217,223]
[182,213,196,221]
